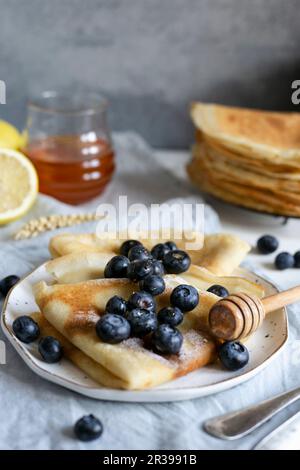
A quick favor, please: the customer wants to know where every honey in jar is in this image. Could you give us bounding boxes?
[23,91,115,205]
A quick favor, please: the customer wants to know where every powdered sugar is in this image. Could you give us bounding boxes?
[119,329,212,371]
[121,336,174,368]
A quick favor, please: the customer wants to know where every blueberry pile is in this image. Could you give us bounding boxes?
[105,239,190,282]
[12,315,63,364]
[256,234,300,270]
[98,239,198,355]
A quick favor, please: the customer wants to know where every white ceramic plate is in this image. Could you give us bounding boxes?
[1,264,288,402]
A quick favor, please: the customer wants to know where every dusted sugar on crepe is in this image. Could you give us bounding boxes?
[33,277,218,390]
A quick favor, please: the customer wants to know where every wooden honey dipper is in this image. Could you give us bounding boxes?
[209,285,300,341]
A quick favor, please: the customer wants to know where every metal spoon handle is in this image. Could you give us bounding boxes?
[204,386,300,440]
[254,410,300,450]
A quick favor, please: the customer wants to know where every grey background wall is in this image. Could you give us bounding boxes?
[0,0,299,148]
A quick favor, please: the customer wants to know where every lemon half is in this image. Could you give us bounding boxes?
[0,148,38,225]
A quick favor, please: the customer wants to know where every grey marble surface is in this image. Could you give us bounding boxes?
[0,0,299,147]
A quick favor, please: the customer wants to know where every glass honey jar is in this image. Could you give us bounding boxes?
[23,90,115,205]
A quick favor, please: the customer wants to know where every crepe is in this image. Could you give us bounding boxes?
[193,142,300,189]
[201,136,300,174]
[188,155,300,216]
[189,146,300,210]
[49,230,203,259]
[48,232,250,276]
[188,166,300,216]
[190,233,250,276]
[31,312,128,389]
[46,249,263,299]
[33,277,218,390]
[189,103,300,216]
[182,264,264,298]
[191,102,300,159]
[46,252,264,296]
[46,251,113,284]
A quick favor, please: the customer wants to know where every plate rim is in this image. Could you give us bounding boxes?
[1,264,288,402]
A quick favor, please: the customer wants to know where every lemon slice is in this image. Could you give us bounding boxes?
[0,148,38,225]
[0,120,26,149]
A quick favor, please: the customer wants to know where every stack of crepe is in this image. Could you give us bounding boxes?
[31,231,264,390]
[188,102,300,217]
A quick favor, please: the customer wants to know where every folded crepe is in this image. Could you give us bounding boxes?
[188,146,300,215]
[33,277,218,390]
[191,233,250,276]
[200,136,300,174]
[31,312,128,389]
[48,232,250,277]
[49,229,203,259]
[193,142,300,189]
[189,103,300,216]
[188,155,300,216]
[191,102,300,160]
[46,250,264,298]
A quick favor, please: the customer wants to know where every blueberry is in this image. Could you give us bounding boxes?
[128,245,151,262]
[126,308,158,337]
[157,306,183,327]
[128,291,156,311]
[96,314,131,344]
[105,295,127,316]
[0,275,20,297]
[163,250,191,274]
[170,284,199,312]
[152,324,183,355]
[127,259,154,281]
[74,414,103,442]
[104,255,129,278]
[152,260,165,276]
[218,341,249,371]
[151,243,170,260]
[257,235,279,254]
[139,275,165,296]
[38,336,63,363]
[120,239,142,257]
[165,241,177,251]
[294,251,300,268]
[12,316,40,344]
[275,252,294,270]
[207,284,229,298]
